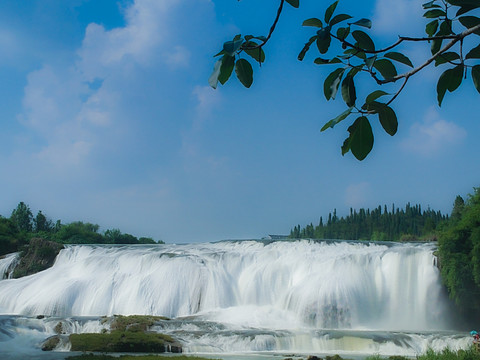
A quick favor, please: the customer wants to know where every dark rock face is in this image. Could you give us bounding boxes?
[12,238,64,278]
[41,335,60,351]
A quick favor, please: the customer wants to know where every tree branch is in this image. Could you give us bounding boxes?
[375,23,480,85]
[331,33,462,55]
[243,0,285,50]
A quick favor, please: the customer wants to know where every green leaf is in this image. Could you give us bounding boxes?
[384,52,413,67]
[314,57,329,64]
[472,65,480,94]
[218,55,235,85]
[426,20,439,37]
[431,39,442,55]
[285,0,299,8]
[348,116,374,161]
[352,30,375,51]
[313,57,342,65]
[436,65,464,106]
[325,0,339,24]
[431,20,452,54]
[435,51,460,66]
[368,102,398,136]
[314,57,341,64]
[457,5,480,17]
[337,26,350,40]
[316,27,331,54]
[324,68,345,100]
[244,43,265,63]
[345,49,366,60]
[329,14,353,27]
[321,107,354,131]
[235,59,253,88]
[341,75,356,107]
[447,0,480,6]
[302,18,323,27]
[208,59,222,89]
[298,36,317,61]
[351,18,372,28]
[213,49,226,57]
[341,137,351,155]
[424,9,446,18]
[365,90,389,104]
[459,16,480,35]
[423,1,442,9]
[373,59,397,79]
[223,39,244,56]
[365,55,377,70]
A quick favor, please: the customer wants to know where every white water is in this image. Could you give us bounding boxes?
[0,253,19,279]
[0,240,472,358]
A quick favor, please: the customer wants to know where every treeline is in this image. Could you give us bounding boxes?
[0,202,164,256]
[290,203,447,241]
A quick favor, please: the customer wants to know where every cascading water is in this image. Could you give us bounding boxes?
[0,253,19,280]
[0,240,472,358]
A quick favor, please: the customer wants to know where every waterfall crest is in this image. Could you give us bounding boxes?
[0,240,453,331]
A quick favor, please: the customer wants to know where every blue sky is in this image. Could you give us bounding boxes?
[0,0,479,243]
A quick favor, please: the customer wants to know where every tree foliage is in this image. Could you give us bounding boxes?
[437,188,480,319]
[0,202,163,256]
[210,0,480,160]
[11,201,33,233]
[290,203,446,241]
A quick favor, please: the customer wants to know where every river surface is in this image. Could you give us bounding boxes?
[0,240,472,359]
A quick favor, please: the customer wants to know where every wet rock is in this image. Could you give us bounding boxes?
[41,335,60,351]
[12,238,64,278]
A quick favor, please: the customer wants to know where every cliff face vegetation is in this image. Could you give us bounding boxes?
[12,238,64,278]
[437,189,480,320]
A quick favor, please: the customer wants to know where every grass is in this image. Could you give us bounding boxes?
[68,315,180,353]
[109,314,170,332]
[365,348,480,360]
[70,331,179,353]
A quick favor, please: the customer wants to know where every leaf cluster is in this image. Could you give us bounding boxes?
[210,0,480,160]
[209,0,301,89]
[298,0,480,160]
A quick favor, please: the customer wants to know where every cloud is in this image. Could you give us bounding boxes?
[344,182,372,209]
[76,0,187,81]
[16,0,198,171]
[372,0,424,37]
[180,85,225,171]
[401,107,467,156]
[193,85,221,122]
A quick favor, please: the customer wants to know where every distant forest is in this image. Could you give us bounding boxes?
[289,203,447,241]
[0,201,164,256]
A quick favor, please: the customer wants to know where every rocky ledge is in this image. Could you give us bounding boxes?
[12,238,64,278]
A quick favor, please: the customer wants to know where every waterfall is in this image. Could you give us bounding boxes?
[0,253,19,280]
[0,240,453,332]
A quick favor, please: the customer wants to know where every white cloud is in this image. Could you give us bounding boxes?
[401,107,467,156]
[193,85,221,122]
[180,85,225,170]
[17,0,196,170]
[372,0,424,37]
[77,0,183,81]
[164,45,191,68]
[344,182,372,209]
